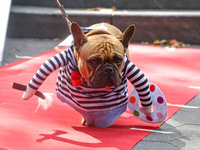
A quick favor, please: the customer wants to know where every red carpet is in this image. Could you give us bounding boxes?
[0,44,200,149]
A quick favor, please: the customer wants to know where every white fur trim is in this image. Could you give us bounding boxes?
[34,93,53,113]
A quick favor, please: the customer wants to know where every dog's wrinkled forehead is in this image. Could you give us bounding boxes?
[80,33,124,61]
[97,42,117,58]
[86,30,123,51]
[87,32,122,45]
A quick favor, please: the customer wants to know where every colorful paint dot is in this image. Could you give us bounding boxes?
[150,84,155,92]
[157,96,164,104]
[157,112,163,119]
[134,110,140,116]
[146,116,153,121]
[130,96,136,103]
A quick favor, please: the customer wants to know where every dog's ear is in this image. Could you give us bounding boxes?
[118,25,135,49]
[71,22,87,54]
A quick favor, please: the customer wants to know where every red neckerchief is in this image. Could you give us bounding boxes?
[71,71,87,87]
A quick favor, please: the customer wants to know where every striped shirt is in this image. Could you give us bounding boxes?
[28,44,152,112]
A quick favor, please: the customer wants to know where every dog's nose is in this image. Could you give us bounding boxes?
[104,66,113,74]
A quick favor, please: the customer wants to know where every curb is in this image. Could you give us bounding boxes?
[7,6,200,44]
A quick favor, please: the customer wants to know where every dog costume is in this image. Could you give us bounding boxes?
[21,27,167,127]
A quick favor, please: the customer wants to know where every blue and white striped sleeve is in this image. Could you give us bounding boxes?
[125,59,152,108]
[27,49,68,91]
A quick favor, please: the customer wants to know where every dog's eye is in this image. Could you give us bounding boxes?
[90,59,98,65]
[88,58,101,68]
[115,58,122,63]
[113,56,122,66]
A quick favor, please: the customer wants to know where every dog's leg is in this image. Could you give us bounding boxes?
[81,116,93,127]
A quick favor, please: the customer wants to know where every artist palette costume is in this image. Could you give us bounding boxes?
[23,27,167,128]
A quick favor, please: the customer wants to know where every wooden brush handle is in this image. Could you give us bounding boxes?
[12,82,45,100]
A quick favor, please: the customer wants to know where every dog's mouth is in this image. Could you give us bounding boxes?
[106,76,118,87]
[89,63,122,88]
[89,72,121,88]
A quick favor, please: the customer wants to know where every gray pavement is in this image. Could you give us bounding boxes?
[133,94,200,150]
[1,38,62,66]
[2,38,200,150]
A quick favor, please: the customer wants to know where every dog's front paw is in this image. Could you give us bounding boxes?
[81,116,93,127]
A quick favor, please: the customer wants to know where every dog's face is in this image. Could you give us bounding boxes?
[71,22,135,88]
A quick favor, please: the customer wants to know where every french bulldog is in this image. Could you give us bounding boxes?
[22,22,153,128]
